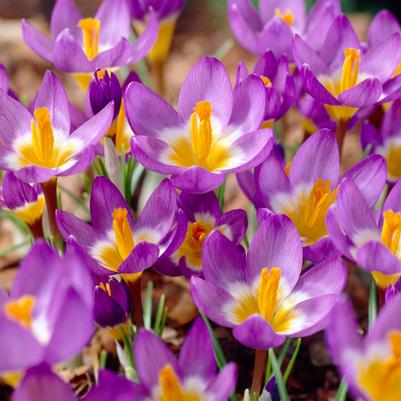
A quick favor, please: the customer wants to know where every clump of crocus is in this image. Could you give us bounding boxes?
[236,51,299,126]
[0,172,44,237]
[191,214,347,349]
[89,69,141,154]
[228,0,340,59]
[13,365,138,401]
[0,71,113,183]
[361,99,401,182]
[56,177,185,280]
[126,56,274,193]
[327,179,401,289]
[0,242,93,383]
[238,129,387,261]
[132,318,237,401]
[326,295,401,401]
[157,190,247,276]
[293,14,401,126]
[22,0,157,88]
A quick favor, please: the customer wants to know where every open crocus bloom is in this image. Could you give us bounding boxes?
[361,99,401,182]
[238,129,387,261]
[327,179,401,289]
[126,56,274,193]
[0,71,113,183]
[0,172,44,226]
[228,0,340,59]
[132,318,237,401]
[56,177,185,280]
[0,242,93,379]
[326,295,401,401]
[191,214,346,349]
[157,190,247,276]
[236,51,299,125]
[13,365,138,401]
[294,14,401,121]
[22,0,157,77]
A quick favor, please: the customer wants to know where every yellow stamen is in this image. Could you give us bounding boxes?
[31,107,54,166]
[96,69,106,80]
[386,144,401,180]
[112,208,135,260]
[99,282,112,296]
[283,179,337,244]
[258,267,281,323]
[274,8,295,26]
[260,75,272,87]
[382,210,401,259]
[159,364,184,401]
[340,48,360,93]
[4,295,36,328]
[190,101,213,163]
[284,162,291,175]
[393,61,401,77]
[115,100,131,154]
[78,18,101,60]
[357,330,401,401]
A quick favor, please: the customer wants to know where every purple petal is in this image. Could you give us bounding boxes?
[233,315,286,349]
[178,56,233,131]
[179,191,220,222]
[383,179,401,213]
[91,39,132,70]
[367,10,401,47]
[22,20,54,63]
[118,242,160,275]
[50,0,82,38]
[258,18,293,59]
[338,78,382,108]
[293,34,328,75]
[217,209,248,245]
[303,236,340,263]
[206,363,238,401]
[172,167,225,194]
[2,172,39,208]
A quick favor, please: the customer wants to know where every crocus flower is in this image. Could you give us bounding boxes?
[327,178,401,289]
[191,214,347,349]
[293,14,401,122]
[89,69,141,154]
[0,172,44,227]
[132,318,237,400]
[56,177,185,280]
[236,51,299,125]
[157,190,247,276]
[13,364,138,401]
[228,0,340,59]
[0,241,93,376]
[361,99,401,182]
[22,0,158,82]
[126,56,274,193]
[237,129,387,261]
[93,277,131,327]
[0,71,113,183]
[129,0,185,66]
[326,295,401,401]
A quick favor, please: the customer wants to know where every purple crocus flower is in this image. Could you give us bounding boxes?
[237,129,387,262]
[293,14,401,122]
[13,364,138,401]
[361,99,401,182]
[125,56,274,193]
[327,178,401,289]
[236,51,299,125]
[191,214,347,349]
[326,295,401,401]
[0,241,93,374]
[132,318,237,400]
[157,190,247,276]
[228,0,340,59]
[22,0,158,77]
[0,172,44,226]
[56,177,185,280]
[0,71,113,183]
[93,277,131,327]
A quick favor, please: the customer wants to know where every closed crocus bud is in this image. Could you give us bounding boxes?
[93,277,131,327]
[89,69,122,119]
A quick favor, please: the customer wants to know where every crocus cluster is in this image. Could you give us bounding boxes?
[1,0,401,400]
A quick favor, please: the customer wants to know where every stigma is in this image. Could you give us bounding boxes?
[258,267,281,323]
[190,101,213,164]
[340,48,360,93]
[112,208,135,260]
[4,295,36,328]
[78,18,101,60]
[274,8,295,26]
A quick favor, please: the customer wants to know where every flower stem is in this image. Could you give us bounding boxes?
[41,178,63,248]
[368,275,377,327]
[28,218,44,239]
[127,276,144,329]
[336,119,347,156]
[283,338,301,383]
[269,348,290,401]
[335,379,348,401]
[251,349,267,397]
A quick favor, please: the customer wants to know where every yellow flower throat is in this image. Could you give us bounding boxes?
[4,295,36,328]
